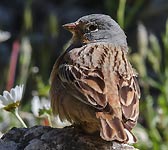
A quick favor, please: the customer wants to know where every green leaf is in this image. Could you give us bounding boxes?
[117,0,126,28]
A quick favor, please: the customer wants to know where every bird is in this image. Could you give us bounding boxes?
[50,14,140,144]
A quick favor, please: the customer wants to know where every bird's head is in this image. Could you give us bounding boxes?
[63,14,127,47]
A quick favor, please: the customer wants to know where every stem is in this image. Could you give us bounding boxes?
[12,108,27,128]
[47,114,52,127]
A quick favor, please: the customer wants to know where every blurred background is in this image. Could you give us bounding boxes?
[0,0,168,149]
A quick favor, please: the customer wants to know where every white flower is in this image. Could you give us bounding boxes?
[0,85,24,111]
[31,95,50,117]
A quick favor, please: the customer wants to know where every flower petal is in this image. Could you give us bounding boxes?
[14,86,18,100]
[18,85,23,101]
[31,96,41,116]
[0,103,4,109]
[0,95,7,102]
[11,89,16,101]
[19,85,23,100]
[0,95,6,108]
[3,91,14,104]
[16,86,21,101]
[41,97,50,109]
[18,88,21,100]
[2,91,11,105]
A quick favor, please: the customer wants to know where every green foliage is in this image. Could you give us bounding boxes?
[131,20,168,150]
[117,0,126,28]
[36,76,50,97]
[24,5,33,32]
[116,0,145,29]
[124,0,144,28]
[48,13,59,38]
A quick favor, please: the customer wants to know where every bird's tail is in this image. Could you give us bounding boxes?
[96,112,136,143]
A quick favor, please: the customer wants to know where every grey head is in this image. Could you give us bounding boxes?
[63,14,127,47]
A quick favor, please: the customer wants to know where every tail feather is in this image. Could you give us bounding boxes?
[97,112,136,143]
[124,128,137,144]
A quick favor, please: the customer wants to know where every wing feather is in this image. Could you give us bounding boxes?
[58,63,107,108]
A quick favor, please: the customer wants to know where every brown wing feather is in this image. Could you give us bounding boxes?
[119,76,140,131]
[57,63,107,108]
[117,51,140,129]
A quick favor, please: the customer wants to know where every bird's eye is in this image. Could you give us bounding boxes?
[88,24,98,32]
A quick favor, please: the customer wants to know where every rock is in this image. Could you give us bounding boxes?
[0,125,137,150]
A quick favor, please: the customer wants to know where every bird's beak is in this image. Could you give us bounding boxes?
[62,22,79,32]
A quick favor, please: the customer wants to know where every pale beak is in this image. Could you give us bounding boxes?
[62,22,79,32]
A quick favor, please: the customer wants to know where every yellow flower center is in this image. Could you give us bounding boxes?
[3,101,20,112]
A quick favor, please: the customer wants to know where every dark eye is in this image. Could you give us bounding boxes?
[88,24,98,31]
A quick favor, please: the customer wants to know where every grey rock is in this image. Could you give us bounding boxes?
[0,125,137,150]
[0,139,19,150]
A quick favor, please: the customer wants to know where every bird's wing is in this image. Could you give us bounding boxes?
[50,44,108,116]
[119,75,140,130]
[57,63,107,109]
[96,44,140,142]
[114,47,140,130]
